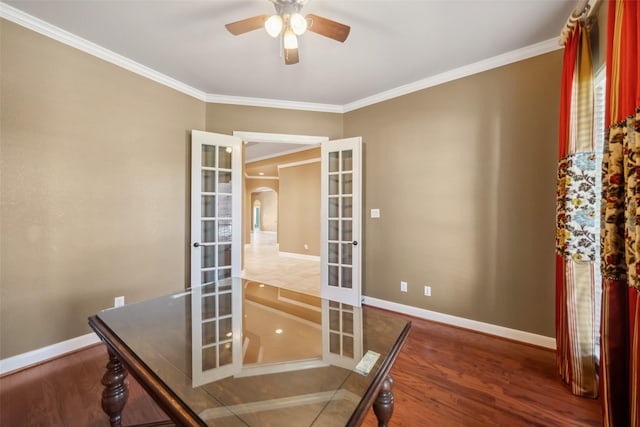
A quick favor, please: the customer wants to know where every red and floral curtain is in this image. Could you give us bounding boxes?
[600,0,640,425]
[556,21,599,398]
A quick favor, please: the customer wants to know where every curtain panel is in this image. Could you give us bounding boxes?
[600,0,640,426]
[556,21,599,398]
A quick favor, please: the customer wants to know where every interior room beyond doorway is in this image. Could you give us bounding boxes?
[239,132,324,295]
[243,229,320,296]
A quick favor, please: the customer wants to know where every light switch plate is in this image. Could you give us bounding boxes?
[371,208,380,218]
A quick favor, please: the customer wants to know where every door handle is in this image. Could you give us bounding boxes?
[352,241,358,246]
[193,242,200,248]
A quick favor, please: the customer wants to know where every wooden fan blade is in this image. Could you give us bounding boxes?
[285,48,299,65]
[225,15,268,35]
[305,13,350,42]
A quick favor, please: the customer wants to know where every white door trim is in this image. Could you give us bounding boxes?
[233,131,329,145]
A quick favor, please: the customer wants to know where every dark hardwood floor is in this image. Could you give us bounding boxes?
[0,309,601,426]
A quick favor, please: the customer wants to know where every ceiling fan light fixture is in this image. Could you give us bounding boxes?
[283,28,298,49]
[290,13,307,35]
[225,1,351,65]
[264,14,283,37]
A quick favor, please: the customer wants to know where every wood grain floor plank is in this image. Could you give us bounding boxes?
[361,308,601,427]
[0,311,601,426]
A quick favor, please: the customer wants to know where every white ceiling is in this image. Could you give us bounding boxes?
[2,0,576,110]
[245,141,320,162]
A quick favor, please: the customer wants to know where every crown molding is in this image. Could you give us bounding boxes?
[342,37,563,113]
[0,2,208,101]
[246,144,321,163]
[245,175,280,180]
[277,158,321,169]
[2,3,562,114]
[206,94,343,113]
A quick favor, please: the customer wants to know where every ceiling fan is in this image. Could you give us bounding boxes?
[225,0,350,65]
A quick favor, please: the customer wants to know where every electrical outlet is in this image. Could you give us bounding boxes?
[114,296,125,307]
[304,243,309,251]
[424,286,431,297]
[400,281,408,292]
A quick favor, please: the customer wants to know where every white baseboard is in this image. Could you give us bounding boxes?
[0,332,101,375]
[0,297,555,375]
[362,296,556,350]
[278,251,321,262]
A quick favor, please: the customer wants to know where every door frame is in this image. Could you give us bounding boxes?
[234,130,328,260]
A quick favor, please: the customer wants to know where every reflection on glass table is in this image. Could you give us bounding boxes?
[89,278,411,427]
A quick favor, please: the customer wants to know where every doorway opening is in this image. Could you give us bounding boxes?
[237,131,326,296]
[252,200,261,230]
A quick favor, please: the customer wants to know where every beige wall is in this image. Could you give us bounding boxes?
[251,191,278,232]
[0,20,206,358]
[278,162,321,256]
[344,51,563,337]
[2,15,570,359]
[243,148,322,245]
[205,104,343,140]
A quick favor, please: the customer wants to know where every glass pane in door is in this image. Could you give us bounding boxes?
[197,142,233,285]
[327,149,354,291]
[329,152,339,173]
[342,173,352,195]
[329,198,339,218]
[341,150,353,171]
[202,220,216,243]
[341,220,352,241]
[321,137,361,306]
[218,195,232,218]
[198,283,233,372]
[327,302,355,358]
[329,220,339,240]
[202,271,216,284]
[218,171,232,193]
[202,170,216,193]
[329,175,339,195]
[218,146,232,169]
[202,246,215,269]
[202,196,216,218]
[218,244,231,267]
[202,146,216,167]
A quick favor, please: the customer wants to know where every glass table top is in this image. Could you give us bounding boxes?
[97,278,410,426]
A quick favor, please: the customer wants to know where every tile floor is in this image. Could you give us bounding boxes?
[242,231,320,296]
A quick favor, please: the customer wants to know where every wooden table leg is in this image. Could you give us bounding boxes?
[101,347,129,427]
[373,374,394,427]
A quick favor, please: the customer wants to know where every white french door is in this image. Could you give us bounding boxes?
[190,130,242,286]
[191,278,242,386]
[321,137,362,306]
[321,299,363,370]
